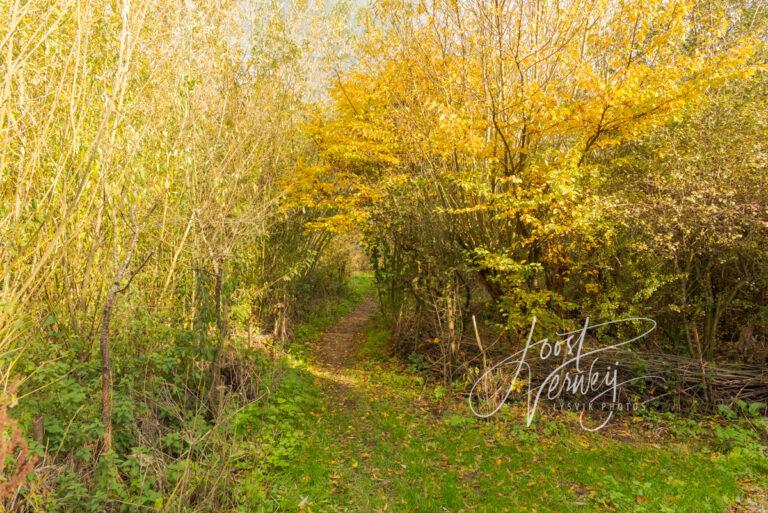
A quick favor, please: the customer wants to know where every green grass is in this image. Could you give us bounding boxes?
[232,276,767,513]
[355,316,390,363]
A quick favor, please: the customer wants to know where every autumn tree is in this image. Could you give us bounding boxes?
[309,0,762,374]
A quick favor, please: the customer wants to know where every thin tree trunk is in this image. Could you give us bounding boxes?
[97,205,154,453]
[690,321,710,405]
[99,283,119,452]
[208,261,227,411]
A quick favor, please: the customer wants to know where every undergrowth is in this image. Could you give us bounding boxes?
[7,274,373,512]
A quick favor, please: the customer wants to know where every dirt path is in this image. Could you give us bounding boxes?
[313,294,376,368]
[267,288,762,512]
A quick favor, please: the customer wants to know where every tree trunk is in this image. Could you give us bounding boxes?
[99,283,119,453]
[690,321,710,405]
[96,205,153,453]
[208,261,227,411]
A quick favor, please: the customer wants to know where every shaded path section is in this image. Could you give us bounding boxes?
[312,295,376,368]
